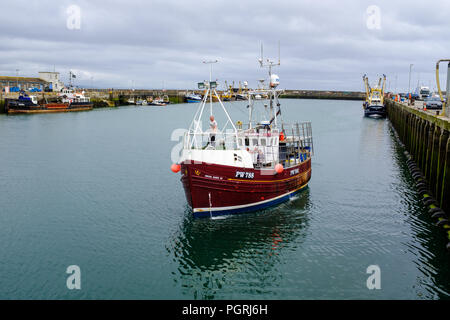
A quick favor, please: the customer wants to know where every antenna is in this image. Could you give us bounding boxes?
[278,40,280,65]
[258,42,264,67]
[202,59,218,116]
[258,42,281,76]
[202,59,218,83]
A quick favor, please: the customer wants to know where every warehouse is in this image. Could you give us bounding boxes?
[0,71,64,92]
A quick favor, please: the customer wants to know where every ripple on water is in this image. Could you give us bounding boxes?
[1,100,449,299]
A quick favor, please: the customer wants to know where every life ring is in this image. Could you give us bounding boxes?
[279,132,285,141]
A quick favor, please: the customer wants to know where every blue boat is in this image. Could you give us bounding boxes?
[185,92,202,103]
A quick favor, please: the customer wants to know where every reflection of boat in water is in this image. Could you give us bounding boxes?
[172,52,314,218]
[362,74,386,118]
[167,191,310,298]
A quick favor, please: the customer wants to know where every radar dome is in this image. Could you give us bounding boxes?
[270,74,280,88]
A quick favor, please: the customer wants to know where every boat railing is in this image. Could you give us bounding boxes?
[278,122,314,168]
[183,130,239,151]
[182,121,313,168]
[236,122,313,153]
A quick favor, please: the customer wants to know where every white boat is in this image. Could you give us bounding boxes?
[151,98,167,106]
[59,88,92,105]
[185,92,202,103]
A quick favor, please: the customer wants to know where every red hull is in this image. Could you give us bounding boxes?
[181,158,311,216]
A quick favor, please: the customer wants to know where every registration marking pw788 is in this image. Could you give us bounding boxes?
[235,171,255,179]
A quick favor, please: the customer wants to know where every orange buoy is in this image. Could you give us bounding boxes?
[279,132,285,141]
[275,163,284,174]
[171,163,181,173]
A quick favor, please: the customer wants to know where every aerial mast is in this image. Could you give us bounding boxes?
[258,41,281,126]
[202,59,218,116]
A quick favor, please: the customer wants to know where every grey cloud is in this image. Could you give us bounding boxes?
[0,0,449,91]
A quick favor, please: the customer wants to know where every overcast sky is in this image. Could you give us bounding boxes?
[1,0,449,91]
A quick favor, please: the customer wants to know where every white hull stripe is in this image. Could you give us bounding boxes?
[193,183,308,213]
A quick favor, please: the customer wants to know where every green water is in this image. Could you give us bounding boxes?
[0,99,449,299]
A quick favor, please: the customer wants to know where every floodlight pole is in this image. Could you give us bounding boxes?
[408,64,413,95]
[203,60,218,116]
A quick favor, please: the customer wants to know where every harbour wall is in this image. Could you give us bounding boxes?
[0,89,365,113]
[280,90,365,100]
[386,99,450,214]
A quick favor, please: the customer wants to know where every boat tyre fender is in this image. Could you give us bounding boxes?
[422,191,432,197]
[412,173,423,180]
[416,180,427,187]
[431,211,447,219]
[416,181,428,188]
[429,207,443,215]
[424,198,438,207]
[419,189,431,196]
[422,198,436,206]
[436,219,449,227]
[408,164,417,170]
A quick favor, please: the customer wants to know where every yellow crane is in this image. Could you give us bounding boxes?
[363,74,386,106]
[435,59,450,117]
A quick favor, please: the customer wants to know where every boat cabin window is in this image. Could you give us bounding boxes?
[260,138,266,146]
[252,138,258,146]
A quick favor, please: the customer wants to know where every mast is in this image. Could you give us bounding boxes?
[257,41,281,127]
[203,60,218,116]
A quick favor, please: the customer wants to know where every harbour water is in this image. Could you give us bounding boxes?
[0,99,449,299]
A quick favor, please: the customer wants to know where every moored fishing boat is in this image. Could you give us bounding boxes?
[171,53,313,218]
[150,97,167,106]
[362,74,387,117]
[5,88,93,114]
[185,92,202,103]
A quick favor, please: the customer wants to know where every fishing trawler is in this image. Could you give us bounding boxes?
[362,74,386,117]
[171,51,313,217]
[5,88,93,114]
